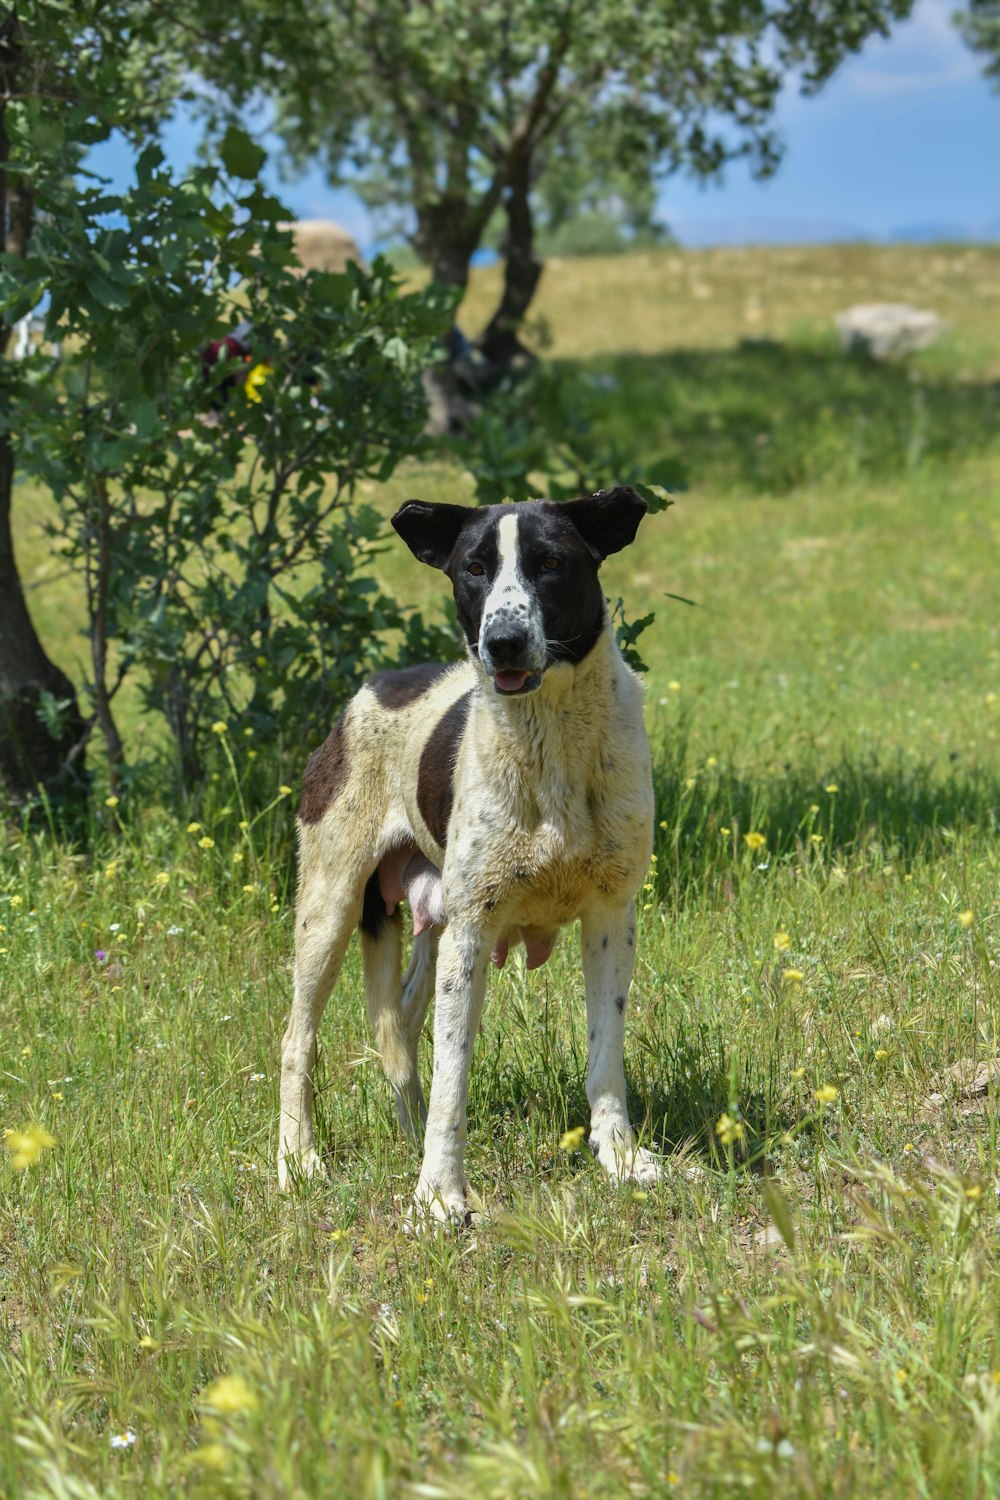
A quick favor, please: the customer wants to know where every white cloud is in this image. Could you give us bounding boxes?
[844,0,982,96]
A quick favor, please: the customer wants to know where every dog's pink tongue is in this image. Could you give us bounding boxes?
[495,669,529,693]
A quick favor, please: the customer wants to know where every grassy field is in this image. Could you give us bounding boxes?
[2,243,1000,1496]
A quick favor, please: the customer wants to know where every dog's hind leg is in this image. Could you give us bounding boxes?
[279,865,363,1191]
[361,894,437,1139]
[395,930,438,1136]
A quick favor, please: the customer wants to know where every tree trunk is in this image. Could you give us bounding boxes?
[412,197,484,435]
[476,153,542,371]
[0,437,88,805]
[412,193,479,296]
[0,15,87,809]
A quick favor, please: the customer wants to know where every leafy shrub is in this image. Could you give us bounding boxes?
[3,135,456,791]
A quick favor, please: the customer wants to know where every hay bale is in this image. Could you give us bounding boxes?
[281,219,364,274]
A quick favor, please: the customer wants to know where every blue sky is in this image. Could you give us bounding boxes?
[91,0,998,249]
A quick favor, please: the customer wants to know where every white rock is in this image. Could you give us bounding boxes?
[835,303,945,359]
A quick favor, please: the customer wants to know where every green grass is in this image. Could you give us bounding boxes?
[3,243,1000,1496]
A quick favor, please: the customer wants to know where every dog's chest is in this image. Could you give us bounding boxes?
[449,765,652,925]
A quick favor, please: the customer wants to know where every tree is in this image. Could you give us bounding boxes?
[10,137,450,791]
[0,1,451,805]
[956,0,1000,86]
[0,1,185,808]
[249,0,914,374]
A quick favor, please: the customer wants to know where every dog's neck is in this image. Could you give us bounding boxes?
[471,623,633,781]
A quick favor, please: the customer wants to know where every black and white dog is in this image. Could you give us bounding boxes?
[279,485,659,1221]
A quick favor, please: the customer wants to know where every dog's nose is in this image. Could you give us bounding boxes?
[484,622,528,665]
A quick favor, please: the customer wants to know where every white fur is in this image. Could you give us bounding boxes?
[478,512,546,674]
[278,609,658,1222]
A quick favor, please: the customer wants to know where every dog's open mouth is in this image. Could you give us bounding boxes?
[493,669,542,695]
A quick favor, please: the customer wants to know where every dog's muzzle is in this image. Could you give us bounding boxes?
[480,621,543,696]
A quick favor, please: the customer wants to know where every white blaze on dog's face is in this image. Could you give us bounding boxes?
[391,488,648,697]
[476,512,547,693]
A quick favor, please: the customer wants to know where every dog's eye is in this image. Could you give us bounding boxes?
[467,561,485,577]
[540,556,559,572]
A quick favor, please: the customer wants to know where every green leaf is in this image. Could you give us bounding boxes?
[632,481,674,515]
[86,274,132,311]
[219,125,267,180]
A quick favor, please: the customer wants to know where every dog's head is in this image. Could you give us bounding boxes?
[392,487,647,696]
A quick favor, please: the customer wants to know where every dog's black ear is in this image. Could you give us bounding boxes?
[392,500,470,570]
[559,485,647,562]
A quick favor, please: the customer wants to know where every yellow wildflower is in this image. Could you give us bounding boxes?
[773,930,791,952]
[814,1084,839,1105]
[668,680,681,692]
[244,362,273,403]
[743,831,766,851]
[198,836,216,851]
[790,1066,806,1079]
[825,783,839,794]
[211,721,227,736]
[782,968,804,984]
[105,795,120,808]
[4,1123,56,1170]
[958,911,974,929]
[154,871,170,886]
[278,785,292,797]
[874,1048,889,1061]
[715,1112,744,1146]
[559,1125,586,1152]
[187,821,202,834]
[200,1374,258,1414]
[9,895,22,908]
[191,1442,230,1472]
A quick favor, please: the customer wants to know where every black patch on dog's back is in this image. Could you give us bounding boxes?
[368,662,453,709]
[417,691,473,847]
[298,715,349,824]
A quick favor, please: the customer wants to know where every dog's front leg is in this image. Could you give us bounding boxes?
[411,923,488,1225]
[581,905,662,1186]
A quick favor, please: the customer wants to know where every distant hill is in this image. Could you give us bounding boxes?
[670,216,1000,248]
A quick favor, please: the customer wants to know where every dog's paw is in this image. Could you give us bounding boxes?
[405,1176,472,1234]
[591,1135,663,1187]
[277,1146,326,1193]
[622,1145,663,1186]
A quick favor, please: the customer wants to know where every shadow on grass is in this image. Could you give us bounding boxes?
[589,339,1000,495]
[652,741,999,902]
[474,1021,789,1176]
